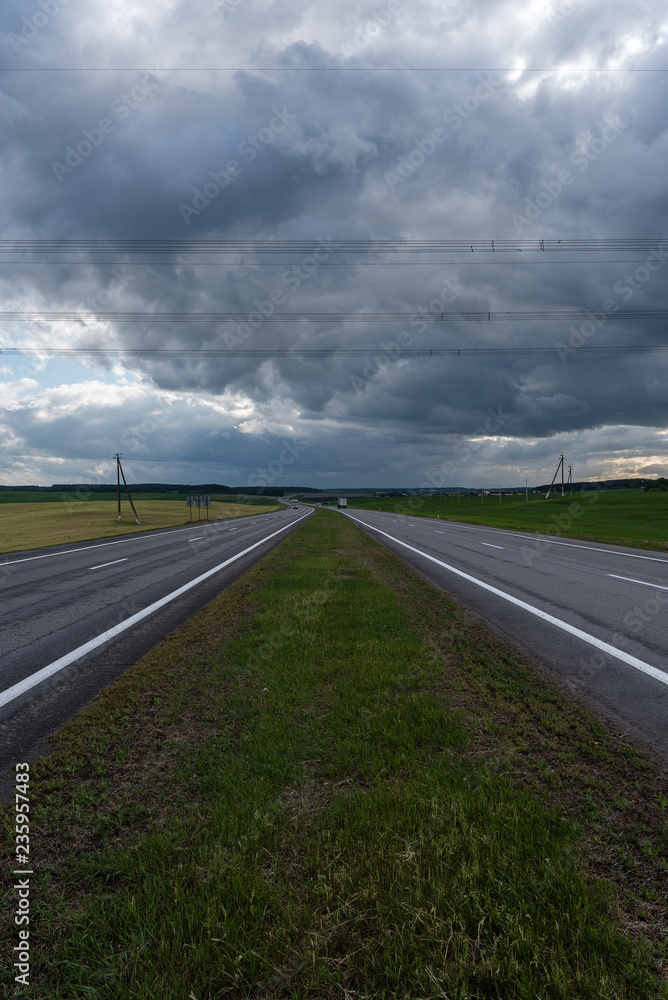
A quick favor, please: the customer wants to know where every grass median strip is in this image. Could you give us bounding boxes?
[1,510,666,998]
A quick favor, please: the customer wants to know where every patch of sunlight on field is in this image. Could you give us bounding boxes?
[0,500,281,554]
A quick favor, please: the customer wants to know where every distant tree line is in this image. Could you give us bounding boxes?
[643,477,668,492]
[534,477,655,493]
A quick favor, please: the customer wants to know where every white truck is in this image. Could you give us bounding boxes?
[337,497,347,509]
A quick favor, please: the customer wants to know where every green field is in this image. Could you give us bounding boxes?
[1,510,665,998]
[0,498,281,554]
[347,489,668,551]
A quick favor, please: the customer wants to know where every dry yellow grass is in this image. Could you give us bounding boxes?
[0,499,281,554]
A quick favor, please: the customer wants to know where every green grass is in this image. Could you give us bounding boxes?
[0,498,281,554]
[347,489,668,551]
[1,511,666,998]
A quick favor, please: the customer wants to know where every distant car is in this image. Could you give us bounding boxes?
[292,504,299,509]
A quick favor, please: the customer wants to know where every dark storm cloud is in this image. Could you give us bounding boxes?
[0,0,666,485]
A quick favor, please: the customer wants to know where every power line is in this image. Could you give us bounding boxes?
[3,346,666,358]
[0,67,664,72]
[0,259,659,267]
[1,238,664,254]
[1,309,667,323]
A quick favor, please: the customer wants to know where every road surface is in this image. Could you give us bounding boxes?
[0,506,311,775]
[341,508,668,760]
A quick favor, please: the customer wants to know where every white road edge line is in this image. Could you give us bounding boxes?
[0,509,312,711]
[608,574,668,592]
[344,511,668,686]
[368,511,668,564]
[89,558,128,571]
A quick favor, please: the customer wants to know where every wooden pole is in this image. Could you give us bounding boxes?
[116,452,121,521]
[118,457,140,525]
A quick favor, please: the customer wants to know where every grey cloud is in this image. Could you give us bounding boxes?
[0,0,667,485]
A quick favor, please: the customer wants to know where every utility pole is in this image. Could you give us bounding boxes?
[568,465,573,495]
[545,455,564,500]
[115,452,121,521]
[115,453,140,525]
[525,477,528,502]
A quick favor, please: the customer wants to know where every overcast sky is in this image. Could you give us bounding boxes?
[1,0,667,489]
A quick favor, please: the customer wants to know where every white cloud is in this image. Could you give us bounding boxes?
[0,0,666,486]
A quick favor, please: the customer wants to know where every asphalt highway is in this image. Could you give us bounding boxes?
[0,505,311,776]
[341,508,668,760]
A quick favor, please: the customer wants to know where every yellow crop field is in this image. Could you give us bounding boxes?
[0,499,281,554]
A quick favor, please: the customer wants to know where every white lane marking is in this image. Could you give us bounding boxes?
[608,574,668,592]
[0,509,312,711]
[89,558,128,571]
[1,522,221,567]
[344,512,668,686]
[482,542,504,549]
[0,513,278,568]
[189,536,203,542]
[369,511,668,564]
[434,530,445,533]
